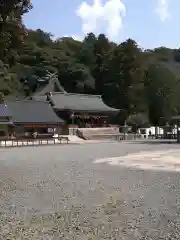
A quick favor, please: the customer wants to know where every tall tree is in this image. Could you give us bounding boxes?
[0,0,32,63]
[0,60,20,95]
[102,39,145,121]
[76,33,97,71]
[93,34,112,94]
[57,59,95,93]
[145,63,179,126]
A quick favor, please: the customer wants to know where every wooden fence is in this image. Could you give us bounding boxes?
[0,133,176,148]
[0,136,69,148]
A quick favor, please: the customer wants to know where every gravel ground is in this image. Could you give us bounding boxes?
[0,141,180,239]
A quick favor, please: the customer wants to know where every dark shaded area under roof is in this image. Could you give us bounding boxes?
[33,92,119,113]
[5,100,64,124]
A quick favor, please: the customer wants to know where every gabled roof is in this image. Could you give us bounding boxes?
[5,100,64,124]
[33,76,66,96]
[32,76,119,113]
[0,104,11,117]
[34,92,119,113]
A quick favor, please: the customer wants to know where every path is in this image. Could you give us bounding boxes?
[94,149,180,171]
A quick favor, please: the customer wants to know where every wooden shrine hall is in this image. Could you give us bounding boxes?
[32,75,119,128]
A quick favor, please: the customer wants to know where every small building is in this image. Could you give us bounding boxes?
[137,126,164,137]
[0,104,14,137]
[171,115,180,141]
[2,100,65,138]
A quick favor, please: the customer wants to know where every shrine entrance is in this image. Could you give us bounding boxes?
[71,113,109,128]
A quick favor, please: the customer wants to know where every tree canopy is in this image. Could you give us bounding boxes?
[1,2,180,126]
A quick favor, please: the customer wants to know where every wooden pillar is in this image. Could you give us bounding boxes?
[90,116,93,128]
[177,120,180,143]
[83,115,85,128]
[78,114,83,128]
[96,117,99,126]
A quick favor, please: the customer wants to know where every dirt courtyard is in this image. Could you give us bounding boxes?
[0,141,180,239]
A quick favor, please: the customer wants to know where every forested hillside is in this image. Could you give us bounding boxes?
[1,1,180,126]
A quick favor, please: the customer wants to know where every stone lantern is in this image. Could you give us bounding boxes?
[121,121,129,134]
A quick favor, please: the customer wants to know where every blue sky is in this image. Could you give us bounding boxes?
[23,0,180,49]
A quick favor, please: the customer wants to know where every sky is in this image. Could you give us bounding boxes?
[23,0,180,49]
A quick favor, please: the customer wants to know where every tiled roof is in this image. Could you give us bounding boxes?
[5,100,64,124]
[32,76,119,113]
[34,92,119,113]
[0,104,11,117]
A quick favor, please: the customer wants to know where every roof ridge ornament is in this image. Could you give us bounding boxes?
[45,70,67,93]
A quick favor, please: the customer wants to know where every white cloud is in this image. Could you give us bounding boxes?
[64,35,83,41]
[76,0,126,40]
[155,0,170,22]
[52,34,83,42]
[71,35,83,41]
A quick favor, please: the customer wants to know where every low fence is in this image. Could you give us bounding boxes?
[82,133,145,141]
[0,133,176,148]
[113,133,144,141]
[0,136,69,148]
[114,133,178,141]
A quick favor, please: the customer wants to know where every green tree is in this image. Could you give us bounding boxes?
[57,60,95,93]
[174,49,180,62]
[126,113,149,132]
[102,39,146,121]
[0,60,21,95]
[0,92,4,103]
[145,63,179,125]
[0,0,32,62]
[93,34,112,94]
[76,33,97,73]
